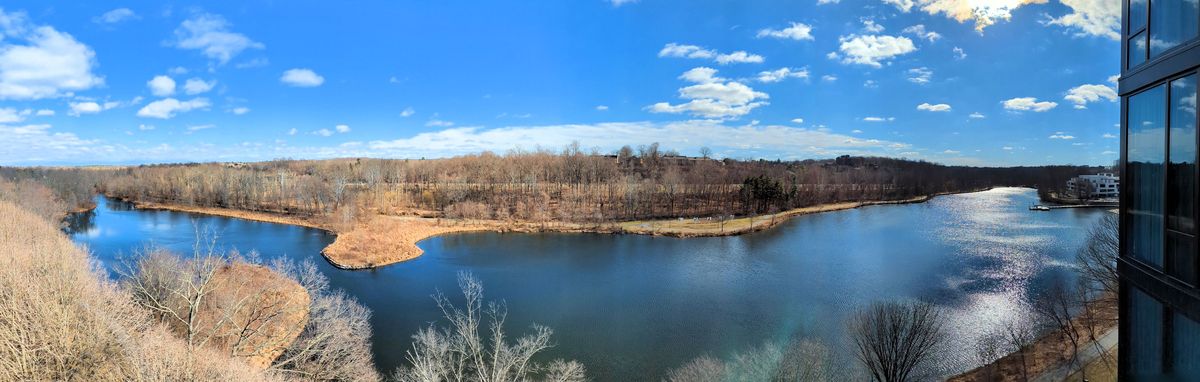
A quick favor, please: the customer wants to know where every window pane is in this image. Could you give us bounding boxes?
[1150,0,1200,56]
[1169,233,1196,284]
[1128,85,1166,267]
[1129,287,1163,376]
[1170,75,1197,233]
[1130,31,1149,68]
[1174,313,1200,378]
[1131,0,1148,32]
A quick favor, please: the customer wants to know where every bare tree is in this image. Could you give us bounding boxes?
[848,301,947,382]
[1032,279,1084,380]
[1075,214,1118,300]
[666,338,830,382]
[1003,319,1037,382]
[392,272,585,382]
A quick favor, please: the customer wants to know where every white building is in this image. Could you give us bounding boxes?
[1066,173,1119,200]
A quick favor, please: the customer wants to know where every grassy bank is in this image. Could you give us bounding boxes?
[115,189,984,269]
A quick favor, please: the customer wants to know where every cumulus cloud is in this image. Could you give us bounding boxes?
[366,121,913,160]
[595,105,609,111]
[907,67,933,84]
[0,123,97,163]
[183,78,216,94]
[756,67,809,83]
[136,97,211,119]
[1047,0,1120,40]
[969,112,986,119]
[861,19,885,33]
[791,118,804,124]
[401,107,416,117]
[147,75,175,96]
[821,75,838,82]
[0,108,26,123]
[426,119,454,127]
[35,109,54,116]
[313,128,334,137]
[94,8,139,25]
[953,46,967,59]
[884,0,1049,32]
[1064,83,1117,109]
[230,107,250,115]
[1102,133,1116,138]
[68,101,103,116]
[833,35,916,68]
[658,43,764,65]
[0,10,104,100]
[172,13,263,64]
[917,102,951,112]
[756,22,815,41]
[902,24,942,42]
[648,68,768,119]
[1003,97,1058,112]
[280,68,324,87]
[608,0,639,6]
[335,124,351,133]
[862,116,895,122]
[1049,132,1076,139]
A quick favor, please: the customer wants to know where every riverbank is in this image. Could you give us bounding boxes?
[114,189,987,269]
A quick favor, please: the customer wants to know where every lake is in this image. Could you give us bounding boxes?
[67,187,1107,380]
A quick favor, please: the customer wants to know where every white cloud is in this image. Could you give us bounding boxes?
[1064,83,1117,109]
[817,0,841,3]
[280,68,324,87]
[1102,133,1116,138]
[1003,97,1058,112]
[0,10,104,100]
[595,105,609,111]
[335,124,351,133]
[287,128,297,136]
[969,112,986,119]
[230,107,250,115]
[852,129,863,133]
[138,124,154,131]
[186,124,215,132]
[861,19,885,33]
[0,108,25,123]
[862,116,895,122]
[791,118,804,124]
[1047,0,1120,40]
[1002,146,1014,150]
[136,97,211,119]
[147,75,175,96]
[365,121,913,160]
[907,67,933,84]
[1049,132,1076,140]
[834,35,916,68]
[68,101,103,116]
[35,109,54,116]
[172,13,263,64]
[943,149,961,154]
[902,24,942,42]
[426,119,454,127]
[756,22,815,41]
[94,8,139,25]
[0,124,96,163]
[313,128,334,137]
[756,67,809,83]
[659,43,764,65]
[608,0,639,6]
[863,80,878,88]
[953,46,967,59]
[648,68,768,119]
[884,0,1049,32]
[183,78,216,94]
[401,107,416,117]
[1108,74,1120,84]
[917,102,951,112]
[821,75,838,82]
[680,67,724,83]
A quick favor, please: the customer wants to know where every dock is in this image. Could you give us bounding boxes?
[1029,203,1118,211]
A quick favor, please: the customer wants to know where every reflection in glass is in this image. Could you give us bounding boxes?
[1150,0,1199,56]
[1169,233,1197,285]
[1129,287,1163,376]
[1170,75,1197,233]
[1130,31,1148,68]
[1131,0,1148,32]
[1128,85,1166,267]
[1175,312,1200,378]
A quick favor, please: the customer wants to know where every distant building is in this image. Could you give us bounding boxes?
[1066,173,1119,200]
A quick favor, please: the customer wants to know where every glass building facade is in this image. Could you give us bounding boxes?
[1121,0,1200,379]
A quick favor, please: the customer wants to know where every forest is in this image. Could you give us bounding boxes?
[1,143,1112,228]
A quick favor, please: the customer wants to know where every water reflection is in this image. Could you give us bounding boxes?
[68,188,1105,380]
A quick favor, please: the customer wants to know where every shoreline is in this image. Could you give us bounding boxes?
[109,187,992,270]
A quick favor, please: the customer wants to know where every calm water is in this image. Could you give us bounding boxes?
[68,188,1106,380]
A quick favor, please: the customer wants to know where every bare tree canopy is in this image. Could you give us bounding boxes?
[392,272,585,382]
[848,301,947,382]
[665,338,831,382]
[1075,214,1118,299]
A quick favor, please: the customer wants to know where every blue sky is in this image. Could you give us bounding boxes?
[0,0,1120,166]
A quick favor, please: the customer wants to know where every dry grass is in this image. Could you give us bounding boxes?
[949,296,1117,382]
[0,200,276,381]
